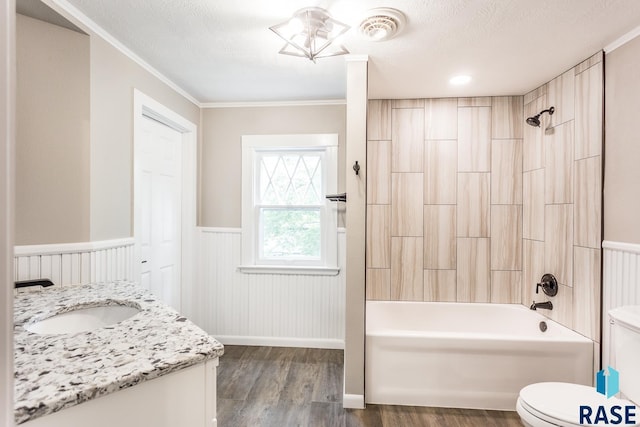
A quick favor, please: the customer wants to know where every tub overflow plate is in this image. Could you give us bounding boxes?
[539,321,548,332]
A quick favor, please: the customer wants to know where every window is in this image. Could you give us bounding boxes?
[240,134,339,275]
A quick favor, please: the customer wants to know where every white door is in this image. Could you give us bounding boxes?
[137,115,182,310]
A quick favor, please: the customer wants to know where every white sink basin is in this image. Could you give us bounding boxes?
[26,303,141,335]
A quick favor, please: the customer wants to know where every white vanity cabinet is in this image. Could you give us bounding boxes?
[22,358,219,427]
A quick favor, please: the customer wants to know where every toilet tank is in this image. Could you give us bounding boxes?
[610,305,640,403]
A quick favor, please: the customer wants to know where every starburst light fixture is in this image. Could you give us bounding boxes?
[269,7,350,62]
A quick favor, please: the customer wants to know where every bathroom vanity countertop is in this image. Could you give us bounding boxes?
[13,281,224,425]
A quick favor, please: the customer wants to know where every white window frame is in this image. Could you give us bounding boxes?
[239,134,339,275]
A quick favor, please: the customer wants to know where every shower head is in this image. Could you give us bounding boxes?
[526,106,555,127]
[526,115,541,127]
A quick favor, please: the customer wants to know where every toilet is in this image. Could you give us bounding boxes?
[517,305,640,427]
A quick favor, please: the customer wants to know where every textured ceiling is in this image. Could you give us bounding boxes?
[61,0,640,103]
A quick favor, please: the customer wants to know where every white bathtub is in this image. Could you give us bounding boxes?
[365,301,593,411]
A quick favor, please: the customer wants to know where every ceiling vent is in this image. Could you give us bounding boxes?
[359,8,406,42]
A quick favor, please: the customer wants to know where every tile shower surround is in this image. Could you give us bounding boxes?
[366,52,603,342]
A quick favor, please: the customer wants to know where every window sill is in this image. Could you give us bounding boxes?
[237,265,340,276]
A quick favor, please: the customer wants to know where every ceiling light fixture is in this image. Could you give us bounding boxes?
[359,8,406,42]
[449,75,472,85]
[269,7,350,62]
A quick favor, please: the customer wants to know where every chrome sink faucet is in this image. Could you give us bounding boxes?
[530,301,553,310]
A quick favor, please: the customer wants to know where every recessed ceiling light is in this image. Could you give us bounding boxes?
[359,8,406,42]
[449,75,472,85]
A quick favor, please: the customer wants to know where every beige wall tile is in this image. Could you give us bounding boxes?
[366,268,391,300]
[492,96,524,139]
[491,271,522,303]
[392,99,425,108]
[425,98,458,139]
[574,156,602,248]
[391,237,424,301]
[424,205,456,269]
[544,283,574,329]
[523,95,547,171]
[458,97,492,107]
[522,239,545,305]
[392,108,424,172]
[456,238,490,302]
[575,62,603,159]
[523,169,544,241]
[545,122,574,204]
[491,139,523,204]
[367,140,391,204]
[545,204,573,287]
[424,140,457,204]
[458,107,491,172]
[367,100,391,140]
[573,247,601,341]
[547,69,575,127]
[524,84,547,105]
[366,205,390,268]
[574,51,603,75]
[391,173,423,236]
[424,269,456,302]
[491,205,522,271]
[457,173,490,237]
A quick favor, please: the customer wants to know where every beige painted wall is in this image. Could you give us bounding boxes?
[1,0,15,422]
[89,36,200,241]
[15,4,201,243]
[200,104,346,228]
[16,14,90,244]
[604,35,640,245]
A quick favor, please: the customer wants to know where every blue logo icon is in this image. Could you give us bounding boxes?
[579,366,636,424]
[596,366,620,398]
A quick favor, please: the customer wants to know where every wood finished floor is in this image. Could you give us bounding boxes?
[217,346,523,427]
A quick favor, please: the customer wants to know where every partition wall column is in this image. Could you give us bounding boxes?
[343,54,368,409]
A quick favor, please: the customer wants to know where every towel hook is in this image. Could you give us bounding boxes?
[353,161,360,176]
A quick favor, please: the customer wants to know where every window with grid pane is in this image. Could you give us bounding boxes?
[240,134,338,274]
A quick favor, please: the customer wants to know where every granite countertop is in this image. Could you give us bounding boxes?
[14,281,224,425]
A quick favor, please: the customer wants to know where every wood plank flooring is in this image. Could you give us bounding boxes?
[217,346,523,427]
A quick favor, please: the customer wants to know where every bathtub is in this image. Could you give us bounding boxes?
[365,301,593,411]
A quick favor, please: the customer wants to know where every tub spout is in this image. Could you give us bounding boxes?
[530,301,553,311]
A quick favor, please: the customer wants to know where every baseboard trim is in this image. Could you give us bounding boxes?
[343,393,365,409]
[213,335,344,350]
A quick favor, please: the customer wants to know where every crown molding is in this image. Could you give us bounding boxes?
[201,99,347,109]
[604,24,640,53]
[44,0,201,106]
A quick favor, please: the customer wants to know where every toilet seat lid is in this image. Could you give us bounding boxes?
[519,382,637,426]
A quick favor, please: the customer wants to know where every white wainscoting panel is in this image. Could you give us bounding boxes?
[602,240,640,368]
[197,227,346,349]
[13,239,135,291]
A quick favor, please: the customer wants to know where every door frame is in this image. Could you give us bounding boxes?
[133,89,197,315]
[1,0,15,423]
